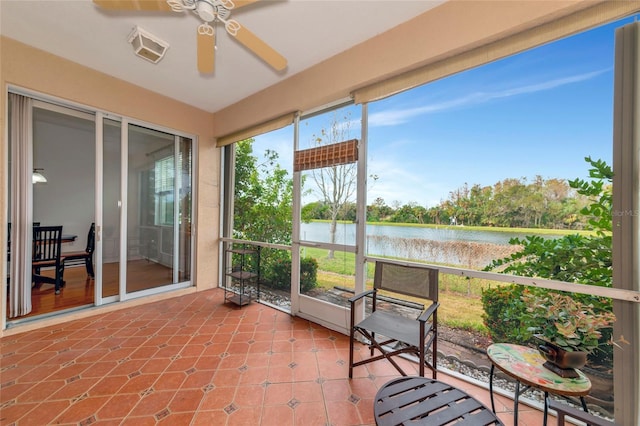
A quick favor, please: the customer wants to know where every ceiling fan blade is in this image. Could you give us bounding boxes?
[92,0,172,12]
[230,22,287,71]
[197,27,215,74]
[230,0,262,9]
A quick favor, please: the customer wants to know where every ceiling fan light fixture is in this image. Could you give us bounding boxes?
[128,26,170,64]
[196,0,217,22]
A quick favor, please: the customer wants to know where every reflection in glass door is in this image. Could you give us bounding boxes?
[126,124,192,294]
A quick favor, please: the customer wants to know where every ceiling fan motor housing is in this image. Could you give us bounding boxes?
[196,0,217,22]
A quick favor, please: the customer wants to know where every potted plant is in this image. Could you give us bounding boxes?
[521,291,616,378]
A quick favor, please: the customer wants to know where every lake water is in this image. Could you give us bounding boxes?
[300,222,562,267]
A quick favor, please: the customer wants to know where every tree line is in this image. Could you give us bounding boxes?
[303,175,600,230]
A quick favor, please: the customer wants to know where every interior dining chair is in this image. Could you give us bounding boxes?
[349,260,440,379]
[32,225,65,294]
[63,222,95,279]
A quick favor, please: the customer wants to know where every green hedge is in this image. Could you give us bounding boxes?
[264,256,318,292]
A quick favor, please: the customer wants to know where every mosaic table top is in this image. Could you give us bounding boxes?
[487,343,591,396]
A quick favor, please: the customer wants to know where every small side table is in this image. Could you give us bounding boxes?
[487,343,591,426]
[374,376,504,425]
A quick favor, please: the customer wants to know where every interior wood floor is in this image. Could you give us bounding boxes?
[6,260,174,320]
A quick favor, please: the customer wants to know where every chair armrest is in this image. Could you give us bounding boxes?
[348,289,374,304]
[547,398,618,426]
[417,301,439,323]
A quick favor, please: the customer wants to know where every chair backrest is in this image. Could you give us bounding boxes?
[33,225,63,263]
[86,223,95,254]
[373,261,438,302]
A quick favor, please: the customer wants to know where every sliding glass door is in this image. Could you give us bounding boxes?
[125,124,192,295]
[6,93,194,321]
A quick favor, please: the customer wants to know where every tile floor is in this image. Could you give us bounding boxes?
[0,289,549,425]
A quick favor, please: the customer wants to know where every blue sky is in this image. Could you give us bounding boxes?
[255,16,637,207]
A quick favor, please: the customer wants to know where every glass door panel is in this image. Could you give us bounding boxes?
[297,103,361,307]
[177,136,192,282]
[126,124,175,293]
[102,118,121,298]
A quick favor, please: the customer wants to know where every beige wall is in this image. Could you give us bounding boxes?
[212,0,603,138]
[0,37,219,336]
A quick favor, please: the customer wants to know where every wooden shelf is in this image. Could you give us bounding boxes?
[225,293,253,306]
[227,271,257,280]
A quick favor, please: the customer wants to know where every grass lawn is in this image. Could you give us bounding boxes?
[305,247,492,334]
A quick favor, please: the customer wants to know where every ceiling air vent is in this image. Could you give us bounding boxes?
[128,26,169,64]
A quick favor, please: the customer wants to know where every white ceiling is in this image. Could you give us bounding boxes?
[1,0,443,113]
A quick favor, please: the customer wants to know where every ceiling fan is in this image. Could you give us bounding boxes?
[93,0,287,74]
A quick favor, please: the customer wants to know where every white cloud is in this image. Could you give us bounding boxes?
[368,69,610,127]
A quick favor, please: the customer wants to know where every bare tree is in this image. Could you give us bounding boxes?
[309,111,357,259]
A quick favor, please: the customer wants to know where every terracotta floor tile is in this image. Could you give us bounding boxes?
[322,379,352,402]
[16,379,66,403]
[234,383,265,407]
[268,365,295,383]
[218,354,247,370]
[118,373,158,394]
[0,289,549,425]
[213,368,242,388]
[96,393,140,420]
[3,378,36,402]
[11,399,69,425]
[90,375,128,396]
[168,388,204,412]
[49,377,97,400]
[264,382,293,405]
[181,368,216,389]
[293,401,328,426]
[129,390,176,417]
[54,395,111,424]
[227,405,262,425]
[238,365,269,385]
[356,398,376,425]
[262,404,295,426]
[326,399,365,426]
[0,401,39,424]
[269,351,293,367]
[191,409,228,425]
[157,411,196,425]
[120,415,159,425]
[293,381,324,403]
[199,386,235,410]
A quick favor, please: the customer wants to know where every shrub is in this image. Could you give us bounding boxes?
[481,284,530,345]
[265,256,318,292]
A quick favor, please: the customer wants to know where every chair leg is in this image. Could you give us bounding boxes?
[432,335,438,379]
[349,305,356,379]
[85,257,95,278]
[55,264,65,295]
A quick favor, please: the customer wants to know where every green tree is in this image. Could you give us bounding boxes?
[233,140,294,286]
[234,140,293,244]
[483,157,614,366]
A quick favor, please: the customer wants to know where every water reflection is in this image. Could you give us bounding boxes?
[301,222,562,268]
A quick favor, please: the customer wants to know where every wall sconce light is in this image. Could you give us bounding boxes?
[33,168,47,184]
